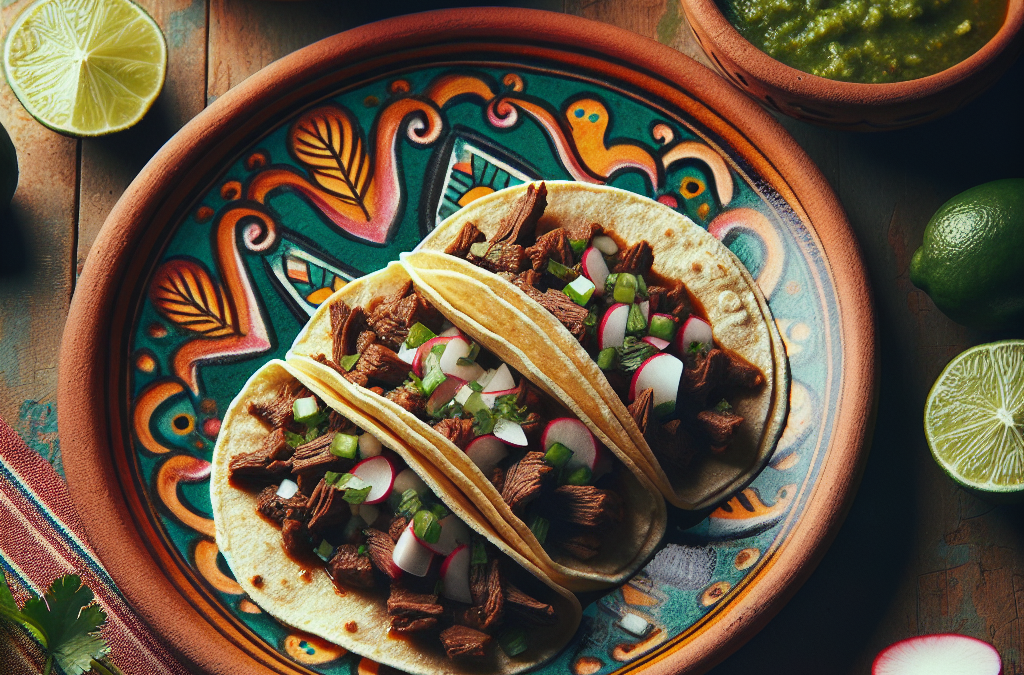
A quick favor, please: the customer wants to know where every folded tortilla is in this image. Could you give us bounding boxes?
[211,359,581,675]
[287,263,667,592]
[408,181,790,510]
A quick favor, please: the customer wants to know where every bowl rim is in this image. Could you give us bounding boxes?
[681,0,1024,101]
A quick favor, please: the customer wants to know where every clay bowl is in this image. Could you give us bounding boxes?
[680,0,1024,130]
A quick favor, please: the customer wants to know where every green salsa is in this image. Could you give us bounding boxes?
[718,0,1007,82]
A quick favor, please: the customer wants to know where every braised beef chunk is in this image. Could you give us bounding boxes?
[664,282,693,319]
[290,433,355,476]
[646,285,667,314]
[354,343,410,386]
[652,419,698,471]
[388,585,443,633]
[330,302,369,361]
[456,559,504,631]
[386,385,427,416]
[681,349,730,406]
[342,368,370,388]
[440,625,492,660]
[561,533,602,561]
[365,528,400,579]
[627,388,654,435]
[697,409,745,445]
[546,485,623,530]
[525,228,573,272]
[328,544,375,589]
[305,479,351,537]
[433,417,476,450]
[281,514,311,557]
[723,351,765,389]
[504,583,556,625]
[514,379,545,412]
[501,452,554,515]
[255,484,307,524]
[228,427,293,481]
[355,330,377,354]
[445,221,485,258]
[366,283,443,349]
[508,281,588,341]
[513,269,542,290]
[327,410,355,433]
[488,466,506,493]
[468,241,526,274]
[613,241,654,277]
[247,382,309,430]
[519,413,543,443]
[388,516,408,543]
[313,352,348,378]
[489,182,547,247]
[563,219,599,245]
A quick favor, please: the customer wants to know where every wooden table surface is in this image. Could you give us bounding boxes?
[1,1,1021,673]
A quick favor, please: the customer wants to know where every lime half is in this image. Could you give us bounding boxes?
[925,340,1024,496]
[3,0,166,137]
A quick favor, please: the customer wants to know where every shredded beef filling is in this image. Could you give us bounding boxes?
[255,484,308,524]
[328,544,375,589]
[445,221,485,258]
[500,452,554,515]
[440,625,492,660]
[228,427,293,482]
[387,585,444,633]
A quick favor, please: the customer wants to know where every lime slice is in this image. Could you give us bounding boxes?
[925,340,1024,496]
[3,0,166,137]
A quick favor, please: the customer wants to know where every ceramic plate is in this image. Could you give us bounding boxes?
[59,9,875,675]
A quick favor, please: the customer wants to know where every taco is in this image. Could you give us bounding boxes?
[286,263,666,592]
[211,359,582,675]
[406,181,789,510]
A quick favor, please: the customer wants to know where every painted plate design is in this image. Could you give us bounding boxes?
[61,10,873,675]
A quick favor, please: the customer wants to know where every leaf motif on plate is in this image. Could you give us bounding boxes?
[150,259,239,338]
[289,104,373,221]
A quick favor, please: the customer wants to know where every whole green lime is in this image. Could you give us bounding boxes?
[910,179,1024,330]
[0,120,16,208]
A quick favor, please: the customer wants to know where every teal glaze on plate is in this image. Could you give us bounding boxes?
[126,63,838,674]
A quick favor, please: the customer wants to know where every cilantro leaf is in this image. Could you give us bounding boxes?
[1,571,47,643]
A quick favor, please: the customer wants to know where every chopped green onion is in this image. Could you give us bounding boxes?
[469,242,490,258]
[618,336,657,373]
[635,273,648,298]
[564,466,593,485]
[472,407,495,436]
[626,303,647,336]
[434,579,445,596]
[527,514,549,545]
[563,275,596,306]
[314,540,334,562]
[654,401,677,419]
[584,309,598,329]
[648,314,677,341]
[338,353,360,371]
[292,396,320,424]
[326,472,373,504]
[546,258,579,282]
[498,627,530,657]
[408,372,425,394]
[714,399,734,413]
[688,341,707,355]
[330,433,359,459]
[468,380,484,392]
[613,274,638,304]
[494,394,528,423]
[404,323,436,349]
[412,509,441,544]
[285,430,305,448]
[462,391,488,416]
[543,442,574,468]
[420,367,447,396]
[569,238,588,257]
[604,273,619,292]
[471,538,488,565]
[357,544,368,556]
[456,357,476,367]
[597,347,619,371]
[397,488,422,518]
[467,342,480,362]
[429,502,449,520]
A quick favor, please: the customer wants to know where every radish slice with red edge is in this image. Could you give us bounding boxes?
[873,634,1001,675]
[581,246,609,293]
[426,376,465,417]
[350,455,396,505]
[541,417,606,476]
[464,435,508,474]
[430,514,471,556]
[439,544,472,604]
[396,343,417,364]
[642,335,670,351]
[639,300,649,323]
[493,418,527,446]
[592,235,618,255]
[598,303,630,350]
[439,325,462,337]
[393,468,427,497]
[482,363,515,393]
[630,353,683,414]
[412,336,456,377]
[393,522,433,577]
[676,316,713,354]
[439,337,485,381]
[480,387,518,409]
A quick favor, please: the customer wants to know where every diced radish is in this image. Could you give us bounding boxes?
[581,246,610,293]
[542,418,605,476]
[440,544,472,604]
[482,363,515,393]
[675,316,714,354]
[396,342,417,364]
[426,376,466,417]
[430,515,472,556]
[454,385,474,406]
[464,435,509,474]
[358,432,382,458]
[592,235,619,255]
[598,303,630,350]
[439,337,485,381]
[276,479,299,499]
[351,456,396,505]
[412,336,456,377]
[630,353,684,413]
[439,325,461,338]
[475,368,496,390]
[872,634,1001,675]
[642,335,671,351]
[480,387,518,409]
[393,523,433,577]
[639,300,650,323]
[393,468,427,496]
[493,418,528,446]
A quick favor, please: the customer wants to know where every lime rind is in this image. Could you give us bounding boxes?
[925,340,1024,493]
[2,0,167,137]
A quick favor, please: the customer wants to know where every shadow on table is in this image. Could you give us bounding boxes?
[0,204,30,280]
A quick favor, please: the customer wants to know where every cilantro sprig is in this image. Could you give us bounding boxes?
[1,572,122,675]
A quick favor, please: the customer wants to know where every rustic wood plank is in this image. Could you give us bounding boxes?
[0,1,78,472]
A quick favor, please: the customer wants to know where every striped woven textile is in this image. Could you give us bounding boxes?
[0,417,191,675]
